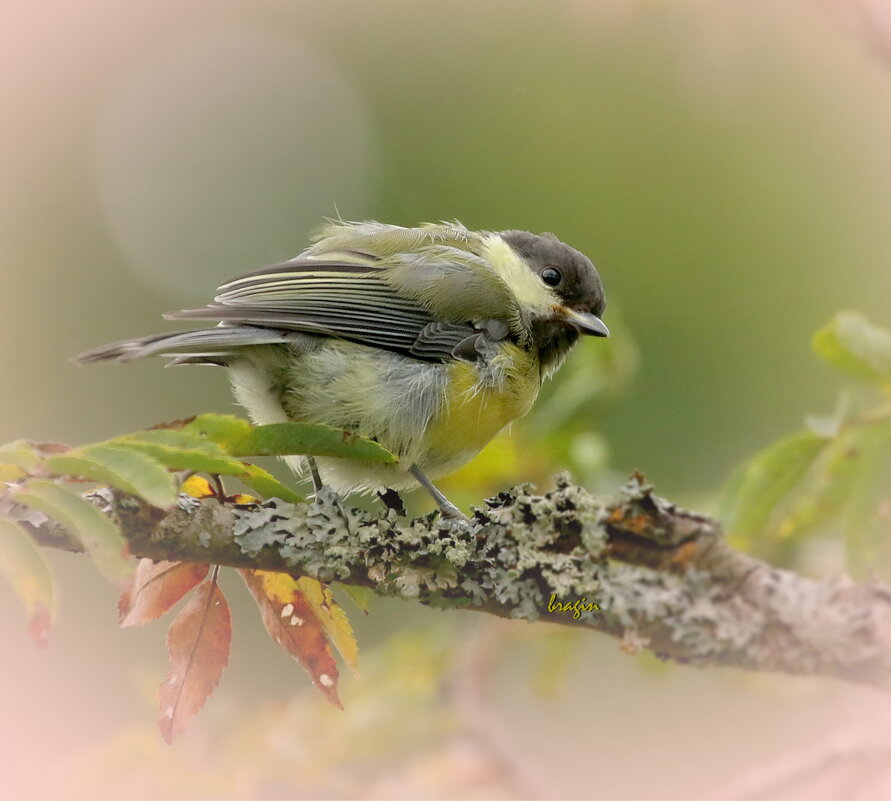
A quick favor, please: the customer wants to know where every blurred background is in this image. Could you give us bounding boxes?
[3,0,891,798]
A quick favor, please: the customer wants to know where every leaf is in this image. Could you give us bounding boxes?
[0,518,55,646]
[772,423,880,543]
[184,414,396,464]
[0,440,41,474]
[115,424,305,503]
[812,311,891,385]
[44,444,177,508]
[158,573,231,744]
[0,441,71,481]
[239,569,342,708]
[31,442,72,456]
[15,479,132,585]
[232,422,396,464]
[181,475,216,499]
[108,430,249,476]
[229,493,259,505]
[0,464,27,482]
[297,576,359,676]
[120,559,210,627]
[339,583,373,614]
[237,463,305,504]
[842,422,891,580]
[180,413,252,442]
[720,430,829,543]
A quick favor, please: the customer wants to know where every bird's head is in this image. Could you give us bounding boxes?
[500,230,608,375]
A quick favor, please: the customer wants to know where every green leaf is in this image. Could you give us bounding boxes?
[0,518,55,644]
[15,479,132,585]
[184,414,396,464]
[237,464,305,504]
[720,430,829,544]
[842,421,891,581]
[772,423,881,543]
[233,422,397,464]
[181,413,253,444]
[338,583,373,614]
[110,430,304,501]
[108,430,248,475]
[44,444,177,508]
[0,440,41,474]
[812,311,891,385]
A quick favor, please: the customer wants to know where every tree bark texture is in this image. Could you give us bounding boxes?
[18,472,891,692]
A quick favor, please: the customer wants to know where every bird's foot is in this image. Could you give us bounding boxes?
[408,463,472,526]
[437,500,470,524]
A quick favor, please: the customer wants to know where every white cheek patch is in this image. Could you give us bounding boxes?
[481,234,559,315]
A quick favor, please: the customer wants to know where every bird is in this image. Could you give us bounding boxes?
[75,220,608,519]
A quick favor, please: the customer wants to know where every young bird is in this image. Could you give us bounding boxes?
[76,221,608,519]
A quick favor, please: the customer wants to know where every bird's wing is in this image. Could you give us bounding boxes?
[167,237,518,362]
[305,221,523,325]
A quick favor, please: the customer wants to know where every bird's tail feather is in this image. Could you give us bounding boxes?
[72,325,293,365]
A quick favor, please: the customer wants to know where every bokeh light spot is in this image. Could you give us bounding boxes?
[92,25,376,300]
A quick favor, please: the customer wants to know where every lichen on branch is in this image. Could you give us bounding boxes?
[19,473,891,692]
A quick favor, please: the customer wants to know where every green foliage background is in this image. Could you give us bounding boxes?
[2,1,891,798]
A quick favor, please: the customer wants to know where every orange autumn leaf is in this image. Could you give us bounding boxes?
[158,572,231,744]
[119,559,210,627]
[296,576,360,677]
[239,569,342,708]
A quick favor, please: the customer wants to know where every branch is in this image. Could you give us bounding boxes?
[17,473,891,692]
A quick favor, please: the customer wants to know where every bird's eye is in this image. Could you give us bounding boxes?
[540,267,562,286]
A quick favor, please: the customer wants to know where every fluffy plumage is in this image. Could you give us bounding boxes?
[75,220,607,508]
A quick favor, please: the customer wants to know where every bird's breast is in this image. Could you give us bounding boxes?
[229,340,541,489]
[423,344,540,469]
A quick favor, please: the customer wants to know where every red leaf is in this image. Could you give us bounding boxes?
[158,573,231,743]
[120,559,210,627]
[32,441,71,456]
[239,569,342,708]
[148,416,197,431]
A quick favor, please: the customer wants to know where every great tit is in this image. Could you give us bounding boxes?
[76,221,608,519]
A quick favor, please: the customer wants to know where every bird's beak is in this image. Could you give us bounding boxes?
[563,308,610,337]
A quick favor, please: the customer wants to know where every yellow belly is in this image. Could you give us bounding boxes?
[424,344,540,473]
[231,340,541,492]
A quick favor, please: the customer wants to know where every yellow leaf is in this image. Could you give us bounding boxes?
[0,465,26,482]
[242,569,342,707]
[297,576,360,677]
[257,570,300,604]
[229,493,259,505]
[181,475,215,499]
[256,571,360,677]
[0,518,56,645]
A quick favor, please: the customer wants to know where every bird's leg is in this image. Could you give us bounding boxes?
[306,455,324,494]
[306,455,349,520]
[409,464,469,522]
